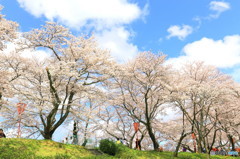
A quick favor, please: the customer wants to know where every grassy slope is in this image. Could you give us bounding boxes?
[0,138,103,159]
[116,144,240,159]
[0,138,240,159]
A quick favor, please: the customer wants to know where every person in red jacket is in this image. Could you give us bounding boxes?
[0,129,6,138]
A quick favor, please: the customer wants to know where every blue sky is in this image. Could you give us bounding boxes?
[1,0,240,141]
[1,0,240,74]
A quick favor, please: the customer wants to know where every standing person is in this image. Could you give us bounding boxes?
[182,146,187,152]
[69,136,73,144]
[116,138,121,144]
[63,137,68,144]
[0,129,6,138]
[159,147,163,152]
[135,138,141,150]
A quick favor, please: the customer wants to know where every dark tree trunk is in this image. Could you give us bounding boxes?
[82,117,90,146]
[228,134,235,151]
[42,130,54,140]
[73,121,78,136]
[144,88,159,151]
[146,123,159,150]
[0,92,2,109]
[39,69,75,140]
[73,120,78,145]
[182,144,194,153]
[197,139,202,153]
[173,132,188,157]
[129,131,137,149]
[82,139,88,146]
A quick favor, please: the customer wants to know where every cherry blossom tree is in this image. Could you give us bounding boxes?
[215,83,240,151]
[98,104,148,148]
[4,22,116,139]
[0,53,29,110]
[1,6,240,152]
[0,6,18,50]
[109,52,172,150]
[170,62,235,156]
[0,6,19,107]
[70,95,106,146]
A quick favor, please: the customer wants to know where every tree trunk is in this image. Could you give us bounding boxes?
[146,123,159,150]
[228,134,235,151]
[72,120,78,145]
[82,120,89,146]
[197,140,202,153]
[39,69,75,140]
[42,131,53,140]
[129,132,136,149]
[82,139,88,146]
[173,132,187,157]
[0,92,2,109]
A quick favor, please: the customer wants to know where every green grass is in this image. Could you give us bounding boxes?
[0,138,239,159]
[0,138,107,159]
[115,144,240,159]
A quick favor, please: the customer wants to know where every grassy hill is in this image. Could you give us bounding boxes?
[0,138,103,159]
[0,138,240,159]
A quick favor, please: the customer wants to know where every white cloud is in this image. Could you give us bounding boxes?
[96,27,138,62]
[210,1,230,13]
[192,1,230,31]
[17,0,145,30]
[167,35,240,68]
[209,1,230,19]
[17,0,147,61]
[167,25,193,40]
[3,42,50,61]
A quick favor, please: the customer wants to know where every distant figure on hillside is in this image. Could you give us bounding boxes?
[219,148,226,156]
[72,135,78,145]
[202,148,206,153]
[135,138,141,150]
[69,136,73,144]
[116,138,122,144]
[159,146,163,152]
[182,146,187,152]
[63,137,68,144]
[0,129,6,138]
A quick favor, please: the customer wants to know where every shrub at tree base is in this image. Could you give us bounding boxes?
[99,139,117,156]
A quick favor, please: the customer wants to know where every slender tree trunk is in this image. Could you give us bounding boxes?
[227,134,235,151]
[173,132,187,157]
[144,89,159,151]
[82,120,89,146]
[73,120,78,145]
[174,109,187,157]
[0,92,2,109]
[129,132,136,149]
[136,132,145,150]
[146,123,159,150]
[197,139,202,153]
